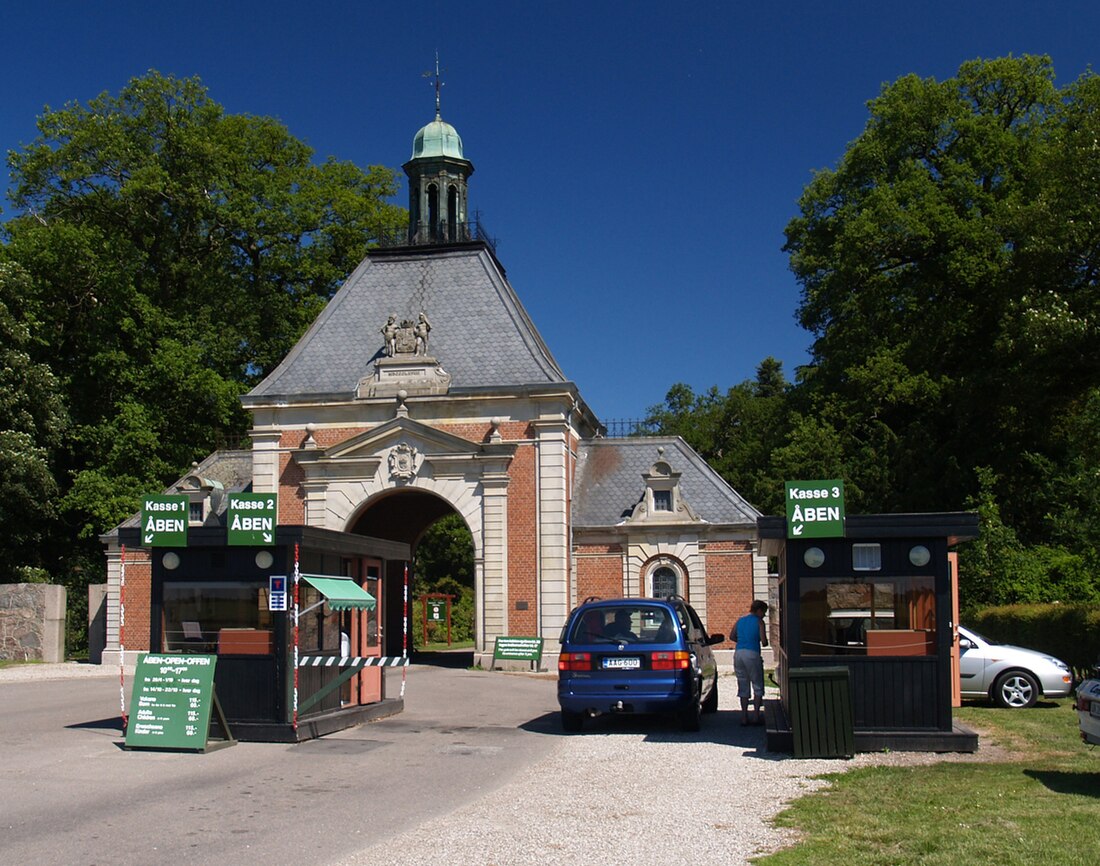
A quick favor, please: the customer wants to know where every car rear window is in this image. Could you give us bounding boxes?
[568,605,677,644]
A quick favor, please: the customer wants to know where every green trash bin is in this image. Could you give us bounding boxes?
[787,666,854,758]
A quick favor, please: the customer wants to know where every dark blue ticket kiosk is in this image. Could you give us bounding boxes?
[759,512,980,753]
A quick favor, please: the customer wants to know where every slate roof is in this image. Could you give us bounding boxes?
[105,450,254,535]
[572,437,761,529]
[245,243,568,402]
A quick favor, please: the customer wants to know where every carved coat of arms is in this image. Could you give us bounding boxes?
[381,312,432,357]
[388,442,422,480]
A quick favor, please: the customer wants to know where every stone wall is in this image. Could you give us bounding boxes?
[88,584,107,664]
[0,583,67,662]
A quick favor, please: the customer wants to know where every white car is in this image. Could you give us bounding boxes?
[958,625,1073,708]
[1076,676,1100,745]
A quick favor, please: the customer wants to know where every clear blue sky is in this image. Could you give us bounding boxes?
[2,1,1098,421]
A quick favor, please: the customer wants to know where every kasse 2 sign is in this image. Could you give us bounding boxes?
[227,493,278,546]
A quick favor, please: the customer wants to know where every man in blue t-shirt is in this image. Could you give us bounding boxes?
[731,600,769,726]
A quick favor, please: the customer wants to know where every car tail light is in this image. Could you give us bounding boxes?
[1077,695,1092,712]
[559,652,592,671]
[650,650,690,671]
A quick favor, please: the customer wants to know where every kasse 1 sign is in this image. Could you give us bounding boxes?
[142,495,189,546]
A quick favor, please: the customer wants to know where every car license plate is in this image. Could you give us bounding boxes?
[1090,702,1100,719]
[602,656,641,670]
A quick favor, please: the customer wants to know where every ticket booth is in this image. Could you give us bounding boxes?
[758,512,980,752]
[119,524,410,742]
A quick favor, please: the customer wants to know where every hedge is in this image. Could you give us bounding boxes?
[970,603,1100,678]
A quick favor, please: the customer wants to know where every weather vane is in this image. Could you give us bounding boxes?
[423,52,444,118]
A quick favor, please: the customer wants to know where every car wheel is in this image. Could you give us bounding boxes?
[992,670,1039,709]
[679,690,702,732]
[561,709,584,732]
[702,676,719,714]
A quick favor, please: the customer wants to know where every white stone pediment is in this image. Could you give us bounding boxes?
[325,417,480,460]
[294,417,515,484]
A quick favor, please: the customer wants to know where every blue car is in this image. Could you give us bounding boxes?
[557,596,725,732]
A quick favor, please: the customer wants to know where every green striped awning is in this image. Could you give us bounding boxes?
[300,575,377,611]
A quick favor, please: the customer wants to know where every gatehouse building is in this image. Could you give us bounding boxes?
[101,98,766,739]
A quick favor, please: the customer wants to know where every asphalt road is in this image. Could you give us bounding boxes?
[0,661,562,866]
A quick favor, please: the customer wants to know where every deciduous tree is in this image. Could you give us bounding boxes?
[783,55,1100,553]
[1,71,406,580]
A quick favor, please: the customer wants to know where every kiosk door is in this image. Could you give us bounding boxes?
[355,560,383,704]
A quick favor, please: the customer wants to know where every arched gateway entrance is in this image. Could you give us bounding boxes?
[349,489,476,659]
[284,412,520,663]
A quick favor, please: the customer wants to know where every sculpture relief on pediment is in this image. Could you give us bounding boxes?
[388,442,423,481]
[359,312,450,398]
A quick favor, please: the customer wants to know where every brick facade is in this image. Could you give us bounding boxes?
[574,545,625,601]
[120,552,152,652]
[506,441,538,634]
[701,539,755,636]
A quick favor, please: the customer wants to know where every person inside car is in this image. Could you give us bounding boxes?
[579,610,605,642]
[604,609,638,641]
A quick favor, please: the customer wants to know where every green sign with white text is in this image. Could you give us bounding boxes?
[142,495,189,547]
[227,493,277,546]
[785,480,845,539]
[125,653,217,751]
[493,636,544,661]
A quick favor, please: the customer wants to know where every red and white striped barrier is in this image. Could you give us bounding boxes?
[299,655,410,668]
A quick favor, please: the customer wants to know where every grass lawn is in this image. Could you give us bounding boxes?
[758,698,1100,864]
[414,640,474,653]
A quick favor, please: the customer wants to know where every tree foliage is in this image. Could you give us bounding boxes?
[643,359,793,513]
[0,71,405,585]
[647,56,1100,607]
[783,55,1100,531]
[0,262,68,580]
[413,513,476,645]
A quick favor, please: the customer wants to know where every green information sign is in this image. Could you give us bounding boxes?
[141,495,189,547]
[125,653,218,751]
[493,636,544,661]
[428,601,445,621]
[227,492,277,546]
[785,479,846,539]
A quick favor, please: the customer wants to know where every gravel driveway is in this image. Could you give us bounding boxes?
[337,673,977,866]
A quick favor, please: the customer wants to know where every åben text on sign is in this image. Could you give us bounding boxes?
[785,480,845,539]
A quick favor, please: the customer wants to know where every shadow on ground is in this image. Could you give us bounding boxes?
[66,716,126,731]
[411,650,475,669]
[1024,768,1100,798]
[519,707,785,757]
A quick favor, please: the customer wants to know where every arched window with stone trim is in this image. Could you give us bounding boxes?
[646,559,684,599]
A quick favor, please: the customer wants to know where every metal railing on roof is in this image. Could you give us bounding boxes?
[376,211,498,255]
[601,419,652,438]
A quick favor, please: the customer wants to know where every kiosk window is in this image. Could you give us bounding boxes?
[298,585,342,653]
[163,581,271,654]
[799,575,936,657]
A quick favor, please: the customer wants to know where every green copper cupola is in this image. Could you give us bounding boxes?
[404,60,474,244]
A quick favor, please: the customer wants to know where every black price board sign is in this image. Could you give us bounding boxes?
[125,653,218,751]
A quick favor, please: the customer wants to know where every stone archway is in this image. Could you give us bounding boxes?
[347,489,478,658]
[290,417,516,656]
